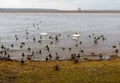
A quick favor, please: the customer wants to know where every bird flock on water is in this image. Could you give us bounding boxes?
[0,22,120,63]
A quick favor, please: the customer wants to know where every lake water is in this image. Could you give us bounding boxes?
[0,13,120,61]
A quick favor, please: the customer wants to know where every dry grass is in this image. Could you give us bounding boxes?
[0,58,120,83]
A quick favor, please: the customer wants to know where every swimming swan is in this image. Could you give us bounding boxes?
[40,33,48,36]
[72,32,80,37]
[71,36,79,40]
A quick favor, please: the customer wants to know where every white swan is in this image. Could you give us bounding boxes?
[72,32,80,37]
[40,33,48,36]
[71,36,78,40]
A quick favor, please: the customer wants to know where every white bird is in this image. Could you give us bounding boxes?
[40,33,48,36]
[71,36,78,40]
[72,32,80,37]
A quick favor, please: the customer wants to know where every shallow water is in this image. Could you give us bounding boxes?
[0,13,120,60]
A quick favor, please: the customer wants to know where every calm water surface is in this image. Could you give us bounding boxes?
[0,13,120,60]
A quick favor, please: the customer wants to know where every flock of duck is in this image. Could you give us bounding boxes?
[0,23,120,62]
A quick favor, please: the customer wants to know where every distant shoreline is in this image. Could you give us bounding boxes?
[0,10,120,13]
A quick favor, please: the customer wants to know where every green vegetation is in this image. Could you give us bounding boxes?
[0,58,120,83]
